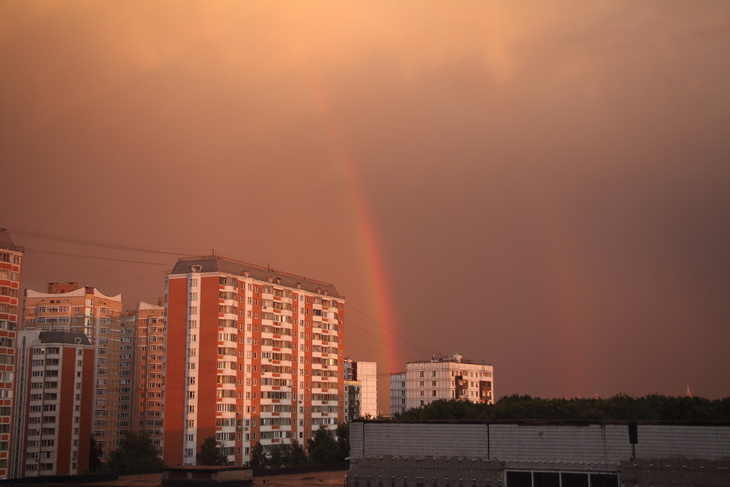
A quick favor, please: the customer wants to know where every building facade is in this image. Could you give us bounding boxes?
[0,229,23,479]
[389,372,406,417]
[13,330,96,477]
[14,283,123,477]
[132,301,166,449]
[344,380,362,422]
[405,354,493,410]
[344,360,377,418]
[163,255,345,467]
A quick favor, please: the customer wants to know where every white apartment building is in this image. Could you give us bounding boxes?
[345,360,377,418]
[405,353,493,410]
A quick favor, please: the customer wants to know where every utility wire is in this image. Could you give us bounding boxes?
[2,224,205,256]
[28,249,172,266]
[347,302,430,356]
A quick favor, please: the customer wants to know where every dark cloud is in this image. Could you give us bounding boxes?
[2,1,729,410]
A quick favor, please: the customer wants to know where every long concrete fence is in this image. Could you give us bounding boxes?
[347,420,730,487]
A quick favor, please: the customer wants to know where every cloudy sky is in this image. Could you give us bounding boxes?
[2,1,729,411]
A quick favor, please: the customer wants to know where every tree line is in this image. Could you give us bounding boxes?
[93,423,350,473]
[394,394,730,421]
[92,395,729,473]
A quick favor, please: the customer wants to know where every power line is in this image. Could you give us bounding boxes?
[2,224,205,257]
[347,302,430,356]
[28,249,172,266]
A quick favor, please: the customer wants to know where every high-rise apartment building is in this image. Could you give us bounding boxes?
[0,229,23,479]
[389,372,406,417]
[163,255,345,467]
[13,330,96,476]
[118,314,136,441]
[133,301,165,448]
[405,354,493,410]
[344,360,377,418]
[14,283,123,476]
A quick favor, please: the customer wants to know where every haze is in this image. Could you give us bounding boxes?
[2,1,729,412]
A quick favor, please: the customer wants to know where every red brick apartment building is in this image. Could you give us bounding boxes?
[163,256,345,467]
[0,229,23,479]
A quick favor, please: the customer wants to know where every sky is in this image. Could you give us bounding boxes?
[2,1,729,412]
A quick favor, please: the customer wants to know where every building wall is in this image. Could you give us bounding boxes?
[16,284,123,476]
[345,360,377,418]
[348,421,730,487]
[163,256,345,467]
[405,355,493,410]
[389,373,406,417]
[357,362,377,418]
[132,302,165,448]
[344,380,362,421]
[0,231,23,479]
[13,330,96,477]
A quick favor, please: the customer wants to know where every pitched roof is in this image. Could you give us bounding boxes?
[39,331,91,345]
[0,228,24,252]
[170,255,341,298]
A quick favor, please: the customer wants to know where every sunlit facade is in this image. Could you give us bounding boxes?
[22,282,123,468]
[163,255,345,467]
[0,229,23,479]
[405,353,493,410]
[344,359,377,418]
[13,330,96,477]
[133,301,165,448]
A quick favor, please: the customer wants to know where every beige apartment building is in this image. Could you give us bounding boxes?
[405,353,494,410]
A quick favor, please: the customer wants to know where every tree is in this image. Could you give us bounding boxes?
[196,437,228,466]
[288,440,308,467]
[336,422,350,462]
[394,395,730,422]
[105,431,163,472]
[88,435,103,472]
[251,442,267,469]
[307,426,341,465]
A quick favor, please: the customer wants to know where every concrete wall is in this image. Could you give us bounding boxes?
[348,421,730,486]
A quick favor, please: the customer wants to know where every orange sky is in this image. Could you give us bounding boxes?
[2,1,729,411]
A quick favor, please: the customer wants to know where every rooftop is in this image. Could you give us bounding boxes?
[170,255,341,298]
[0,228,24,252]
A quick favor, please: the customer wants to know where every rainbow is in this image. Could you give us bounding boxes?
[303,75,401,376]
[536,193,588,397]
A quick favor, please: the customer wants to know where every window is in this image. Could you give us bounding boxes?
[505,471,618,487]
